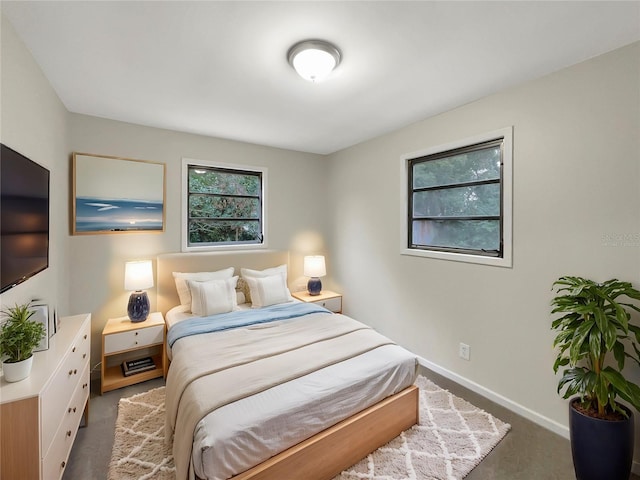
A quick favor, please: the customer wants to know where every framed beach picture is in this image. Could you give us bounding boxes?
[72,153,166,234]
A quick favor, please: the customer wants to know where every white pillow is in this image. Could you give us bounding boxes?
[244,273,293,308]
[240,264,293,308]
[187,276,239,316]
[241,264,288,280]
[173,267,234,307]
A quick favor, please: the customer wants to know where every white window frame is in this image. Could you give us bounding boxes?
[181,157,268,252]
[400,127,513,267]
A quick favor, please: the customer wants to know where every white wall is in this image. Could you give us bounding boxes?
[68,114,328,371]
[0,13,70,316]
[327,41,640,457]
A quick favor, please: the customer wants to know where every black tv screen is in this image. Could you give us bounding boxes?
[0,144,50,293]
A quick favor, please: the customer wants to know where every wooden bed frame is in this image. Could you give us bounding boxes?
[156,251,419,480]
[231,385,419,480]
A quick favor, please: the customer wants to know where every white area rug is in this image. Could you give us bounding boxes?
[108,376,510,480]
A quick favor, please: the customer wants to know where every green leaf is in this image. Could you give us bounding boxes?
[613,341,626,370]
[589,328,603,360]
[603,320,618,352]
[553,356,569,373]
[569,320,594,364]
[593,307,608,333]
[621,383,640,412]
[601,367,632,397]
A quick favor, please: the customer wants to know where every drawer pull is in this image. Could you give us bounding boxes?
[61,461,66,469]
[73,369,77,375]
[72,347,76,353]
[68,407,77,413]
[83,383,88,389]
[135,332,139,336]
[66,430,72,437]
[84,334,87,340]
[68,370,73,376]
[83,353,87,359]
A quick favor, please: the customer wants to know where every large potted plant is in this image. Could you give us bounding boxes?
[0,303,46,382]
[551,276,640,480]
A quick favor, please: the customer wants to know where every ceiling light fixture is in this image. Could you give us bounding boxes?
[287,39,341,83]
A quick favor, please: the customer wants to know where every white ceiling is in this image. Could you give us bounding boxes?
[2,1,639,155]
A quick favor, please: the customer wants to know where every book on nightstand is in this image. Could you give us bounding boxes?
[121,357,156,377]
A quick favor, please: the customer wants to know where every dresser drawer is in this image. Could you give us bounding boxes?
[313,296,342,312]
[104,324,164,355]
[42,363,89,479]
[41,321,90,453]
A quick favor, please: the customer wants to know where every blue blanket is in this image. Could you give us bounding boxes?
[167,302,331,348]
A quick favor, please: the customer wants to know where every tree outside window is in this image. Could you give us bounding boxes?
[186,163,264,248]
[409,139,503,257]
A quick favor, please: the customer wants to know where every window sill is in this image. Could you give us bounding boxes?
[400,248,512,268]
[182,243,268,253]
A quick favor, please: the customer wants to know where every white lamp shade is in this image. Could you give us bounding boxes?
[304,256,326,278]
[124,260,154,291]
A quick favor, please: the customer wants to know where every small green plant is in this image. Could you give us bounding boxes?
[0,303,46,363]
[551,277,640,418]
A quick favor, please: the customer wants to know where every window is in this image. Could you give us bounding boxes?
[182,158,266,251]
[401,128,512,267]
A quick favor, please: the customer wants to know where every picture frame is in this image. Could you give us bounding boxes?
[72,152,166,234]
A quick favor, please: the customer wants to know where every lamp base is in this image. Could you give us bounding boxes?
[128,291,150,322]
[307,277,322,296]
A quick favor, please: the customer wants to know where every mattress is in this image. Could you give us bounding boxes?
[166,304,418,480]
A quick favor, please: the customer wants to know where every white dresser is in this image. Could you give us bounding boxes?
[0,313,91,480]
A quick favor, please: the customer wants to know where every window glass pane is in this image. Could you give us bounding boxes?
[412,219,500,251]
[189,195,260,219]
[189,219,261,244]
[185,162,264,249]
[413,183,500,217]
[189,168,260,196]
[413,146,501,189]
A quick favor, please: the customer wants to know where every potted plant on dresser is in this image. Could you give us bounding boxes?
[551,276,640,480]
[0,303,46,382]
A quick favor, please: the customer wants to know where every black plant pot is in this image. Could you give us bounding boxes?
[569,398,634,480]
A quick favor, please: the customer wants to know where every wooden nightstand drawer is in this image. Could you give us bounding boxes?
[314,296,342,312]
[291,290,343,313]
[104,324,163,354]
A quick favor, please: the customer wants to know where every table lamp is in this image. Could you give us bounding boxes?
[124,260,154,322]
[304,255,326,296]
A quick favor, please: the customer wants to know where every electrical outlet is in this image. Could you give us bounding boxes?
[459,342,470,361]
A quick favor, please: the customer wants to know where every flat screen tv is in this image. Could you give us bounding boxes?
[0,143,50,293]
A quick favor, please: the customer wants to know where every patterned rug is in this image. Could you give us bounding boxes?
[108,376,510,480]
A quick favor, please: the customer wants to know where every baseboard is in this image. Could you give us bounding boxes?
[417,356,570,439]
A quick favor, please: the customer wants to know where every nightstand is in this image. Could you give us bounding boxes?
[101,312,166,394]
[292,290,342,313]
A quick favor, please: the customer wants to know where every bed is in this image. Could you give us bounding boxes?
[157,251,419,480]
